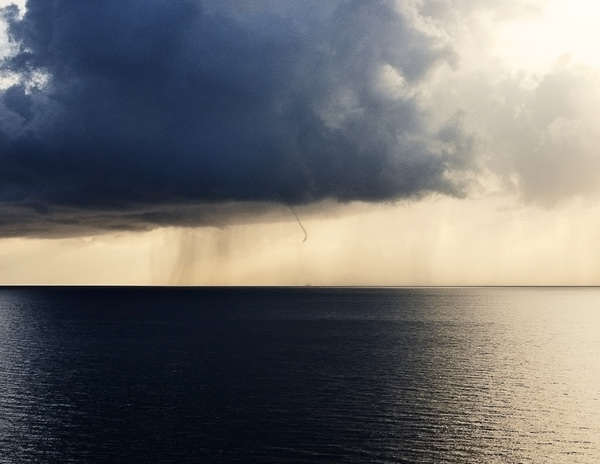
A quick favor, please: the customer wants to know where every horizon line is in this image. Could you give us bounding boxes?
[1,284,599,289]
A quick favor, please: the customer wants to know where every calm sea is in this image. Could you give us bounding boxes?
[0,287,598,463]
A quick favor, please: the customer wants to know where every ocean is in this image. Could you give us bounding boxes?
[0,286,598,463]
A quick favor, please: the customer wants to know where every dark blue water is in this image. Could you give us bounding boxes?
[0,287,598,463]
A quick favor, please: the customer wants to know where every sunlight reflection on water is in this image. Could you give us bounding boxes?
[0,287,598,463]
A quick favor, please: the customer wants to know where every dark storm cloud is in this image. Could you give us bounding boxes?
[0,0,474,237]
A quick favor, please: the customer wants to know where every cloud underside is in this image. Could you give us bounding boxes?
[0,0,479,237]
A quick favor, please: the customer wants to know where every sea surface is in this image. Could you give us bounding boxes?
[0,286,598,463]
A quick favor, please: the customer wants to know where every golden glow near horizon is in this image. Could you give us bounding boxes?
[1,196,599,286]
[2,0,600,286]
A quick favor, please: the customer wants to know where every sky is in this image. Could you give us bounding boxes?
[1,0,600,285]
